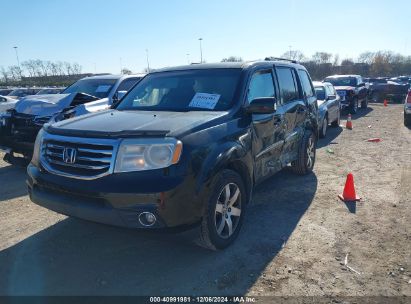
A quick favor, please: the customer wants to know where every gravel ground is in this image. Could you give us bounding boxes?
[0,103,410,298]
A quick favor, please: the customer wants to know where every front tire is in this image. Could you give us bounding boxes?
[291,130,316,175]
[350,98,359,114]
[198,169,246,250]
[405,113,411,127]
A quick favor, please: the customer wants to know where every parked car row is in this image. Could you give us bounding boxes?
[364,77,409,103]
[0,74,144,163]
[0,87,65,100]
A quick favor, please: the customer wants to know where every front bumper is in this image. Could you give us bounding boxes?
[27,164,205,229]
[0,112,40,155]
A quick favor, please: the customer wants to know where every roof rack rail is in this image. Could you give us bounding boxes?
[264,57,298,64]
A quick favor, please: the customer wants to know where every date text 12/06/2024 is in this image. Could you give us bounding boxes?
[149,296,257,303]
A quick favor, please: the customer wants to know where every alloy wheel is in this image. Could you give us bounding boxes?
[322,118,327,137]
[214,183,242,239]
[306,136,315,168]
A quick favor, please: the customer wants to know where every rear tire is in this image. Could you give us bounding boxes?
[197,169,246,250]
[331,109,340,127]
[361,96,368,109]
[290,130,316,175]
[319,116,328,138]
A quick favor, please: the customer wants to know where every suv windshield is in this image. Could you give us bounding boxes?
[324,77,356,87]
[62,78,117,98]
[8,89,27,96]
[117,69,241,112]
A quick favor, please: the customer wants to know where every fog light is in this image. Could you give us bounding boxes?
[138,212,157,227]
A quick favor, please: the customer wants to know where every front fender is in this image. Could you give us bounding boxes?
[195,139,253,195]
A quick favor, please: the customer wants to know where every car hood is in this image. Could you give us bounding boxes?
[0,99,18,112]
[14,93,75,116]
[48,109,229,138]
[334,86,355,91]
[72,98,110,116]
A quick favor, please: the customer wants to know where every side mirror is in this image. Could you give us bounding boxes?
[247,97,277,114]
[117,90,127,100]
[112,90,127,104]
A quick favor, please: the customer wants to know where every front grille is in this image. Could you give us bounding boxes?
[41,135,118,179]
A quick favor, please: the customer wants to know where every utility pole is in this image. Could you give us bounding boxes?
[199,38,203,63]
[146,49,150,72]
[13,46,20,68]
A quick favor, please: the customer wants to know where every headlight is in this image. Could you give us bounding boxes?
[31,128,44,166]
[0,112,11,127]
[114,138,183,172]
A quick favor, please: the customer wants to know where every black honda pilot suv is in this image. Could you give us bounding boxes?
[27,60,318,250]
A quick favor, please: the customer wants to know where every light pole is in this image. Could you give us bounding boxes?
[146,49,150,72]
[198,38,203,63]
[13,46,20,68]
[186,53,190,64]
[13,46,21,79]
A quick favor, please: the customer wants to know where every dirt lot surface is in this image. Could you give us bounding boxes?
[0,103,410,297]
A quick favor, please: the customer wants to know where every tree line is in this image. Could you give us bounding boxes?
[221,51,411,80]
[0,60,83,86]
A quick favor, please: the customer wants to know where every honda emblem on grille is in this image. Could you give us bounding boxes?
[63,147,77,164]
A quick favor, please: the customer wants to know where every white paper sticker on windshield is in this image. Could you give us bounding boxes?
[189,93,220,110]
[95,85,111,93]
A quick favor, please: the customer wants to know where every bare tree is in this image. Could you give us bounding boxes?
[8,65,23,81]
[312,52,332,64]
[281,50,306,61]
[341,58,354,66]
[64,62,72,75]
[71,63,82,75]
[121,68,132,75]
[0,67,10,83]
[333,54,340,66]
[358,51,375,65]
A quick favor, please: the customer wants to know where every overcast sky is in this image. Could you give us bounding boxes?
[1,0,410,74]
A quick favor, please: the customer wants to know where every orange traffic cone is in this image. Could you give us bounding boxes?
[383,99,388,107]
[346,114,353,129]
[338,173,361,202]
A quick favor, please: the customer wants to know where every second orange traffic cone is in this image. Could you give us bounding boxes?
[346,114,353,129]
[338,173,361,202]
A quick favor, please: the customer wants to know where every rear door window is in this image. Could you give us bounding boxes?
[276,67,299,104]
[297,70,315,98]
